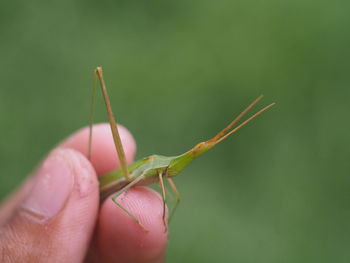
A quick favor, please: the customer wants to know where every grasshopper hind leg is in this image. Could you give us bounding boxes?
[94,67,131,181]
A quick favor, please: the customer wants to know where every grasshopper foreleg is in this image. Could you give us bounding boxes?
[166,177,181,223]
[158,171,167,232]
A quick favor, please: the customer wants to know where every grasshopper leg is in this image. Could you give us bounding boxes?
[95,67,131,181]
[167,177,181,223]
[158,171,167,232]
[111,173,148,231]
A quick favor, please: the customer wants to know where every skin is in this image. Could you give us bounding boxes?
[0,123,167,263]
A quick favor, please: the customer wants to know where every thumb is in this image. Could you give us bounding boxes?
[0,148,99,262]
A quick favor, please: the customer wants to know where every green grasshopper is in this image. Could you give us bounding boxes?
[89,66,275,231]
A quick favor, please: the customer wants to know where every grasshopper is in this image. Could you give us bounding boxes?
[89,66,275,231]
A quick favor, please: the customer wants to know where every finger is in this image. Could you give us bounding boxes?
[61,123,168,262]
[0,123,122,225]
[0,149,99,262]
[60,123,136,175]
[89,188,168,263]
[0,177,34,225]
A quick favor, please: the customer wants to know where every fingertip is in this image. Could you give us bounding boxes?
[60,123,136,175]
[93,187,168,263]
[1,148,99,262]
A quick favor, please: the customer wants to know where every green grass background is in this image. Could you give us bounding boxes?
[0,0,349,262]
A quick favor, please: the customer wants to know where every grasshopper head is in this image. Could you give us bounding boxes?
[168,96,274,178]
[188,96,275,159]
[191,141,216,158]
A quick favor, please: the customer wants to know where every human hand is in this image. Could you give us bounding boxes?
[0,123,168,263]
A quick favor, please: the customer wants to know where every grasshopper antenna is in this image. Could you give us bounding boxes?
[95,67,131,181]
[188,96,275,159]
[215,101,275,144]
[210,95,264,142]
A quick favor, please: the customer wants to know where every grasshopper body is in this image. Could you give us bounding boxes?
[90,66,274,231]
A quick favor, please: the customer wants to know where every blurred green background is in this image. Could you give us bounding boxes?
[1,0,349,262]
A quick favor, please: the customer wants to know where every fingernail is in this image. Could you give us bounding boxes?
[21,150,74,222]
